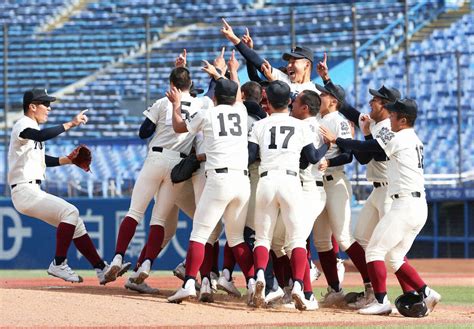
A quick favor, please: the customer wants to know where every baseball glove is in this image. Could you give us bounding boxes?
[67,144,92,172]
[171,153,201,183]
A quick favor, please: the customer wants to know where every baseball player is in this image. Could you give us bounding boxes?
[8,88,129,284]
[311,81,373,307]
[221,19,317,95]
[325,99,441,315]
[167,62,254,303]
[248,81,328,311]
[104,67,204,284]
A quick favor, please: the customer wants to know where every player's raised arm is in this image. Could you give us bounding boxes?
[175,49,187,68]
[227,50,242,103]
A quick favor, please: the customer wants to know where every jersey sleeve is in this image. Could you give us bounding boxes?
[375,126,398,157]
[301,122,315,146]
[185,109,206,134]
[337,119,353,139]
[143,98,166,124]
[16,119,36,142]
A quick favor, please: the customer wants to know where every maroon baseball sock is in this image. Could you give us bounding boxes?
[345,242,370,283]
[134,243,148,271]
[318,249,340,291]
[73,234,103,269]
[222,242,236,273]
[306,238,312,261]
[253,245,269,272]
[290,247,307,283]
[212,241,220,274]
[199,243,214,278]
[271,252,284,287]
[144,225,164,263]
[232,242,255,279]
[394,261,426,291]
[55,222,76,264]
[367,260,387,294]
[185,241,205,278]
[332,236,340,255]
[395,257,416,292]
[282,255,293,285]
[303,258,312,294]
[115,216,138,255]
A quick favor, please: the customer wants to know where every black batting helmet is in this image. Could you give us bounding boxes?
[395,292,428,318]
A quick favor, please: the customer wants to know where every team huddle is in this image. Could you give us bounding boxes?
[8,19,441,317]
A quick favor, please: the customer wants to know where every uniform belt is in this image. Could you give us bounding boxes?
[324,175,334,181]
[302,180,324,187]
[373,182,388,188]
[214,168,248,176]
[152,146,186,158]
[391,192,421,199]
[11,180,42,189]
[260,170,297,178]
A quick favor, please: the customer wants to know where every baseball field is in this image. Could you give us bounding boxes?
[1,259,472,328]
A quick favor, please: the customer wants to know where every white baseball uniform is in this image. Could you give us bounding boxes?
[186,102,250,247]
[313,111,354,252]
[9,116,87,238]
[126,92,202,229]
[272,70,317,95]
[353,117,393,249]
[366,128,426,272]
[271,116,326,257]
[249,112,314,252]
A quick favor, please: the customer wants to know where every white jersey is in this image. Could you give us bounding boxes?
[144,92,203,155]
[357,116,390,182]
[376,127,425,196]
[186,102,248,170]
[318,111,352,174]
[248,112,313,174]
[8,116,46,185]
[272,70,317,95]
[300,116,325,182]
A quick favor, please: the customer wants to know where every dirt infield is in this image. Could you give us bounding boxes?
[1,259,473,328]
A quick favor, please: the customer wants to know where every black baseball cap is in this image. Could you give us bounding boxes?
[214,78,238,98]
[189,82,204,97]
[282,46,314,63]
[266,80,290,107]
[23,88,56,107]
[385,98,418,116]
[369,85,401,103]
[315,82,345,103]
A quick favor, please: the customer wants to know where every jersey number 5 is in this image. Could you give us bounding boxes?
[217,113,242,136]
[269,126,295,149]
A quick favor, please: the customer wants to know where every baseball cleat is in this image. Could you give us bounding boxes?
[319,287,346,307]
[210,272,219,293]
[336,258,345,283]
[130,259,151,284]
[358,295,392,315]
[347,284,375,309]
[168,279,197,304]
[104,254,123,283]
[423,287,441,315]
[97,261,132,285]
[246,278,256,306]
[173,261,186,281]
[172,261,201,290]
[117,262,132,277]
[304,294,319,311]
[265,285,284,305]
[217,275,241,298]
[291,281,307,311]
[310,261,321,282]
[198,277,214,303]
[47,259,83,283]
[125,278,159,294]
[253,279,266,308]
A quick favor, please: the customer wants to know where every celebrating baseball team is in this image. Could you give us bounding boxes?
[8,18,441,317]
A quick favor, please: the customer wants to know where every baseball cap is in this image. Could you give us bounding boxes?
[385,98,418,116]
[369,85,401,103]
[315,82,345,103]
[23,88,56,107]
[214,78,238,98]
[189,82,204,97]
[282,46,314,63]
[266,80,290,107]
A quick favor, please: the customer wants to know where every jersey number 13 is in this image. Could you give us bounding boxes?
[217,113,242,136]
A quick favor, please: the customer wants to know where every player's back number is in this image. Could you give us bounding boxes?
[268,125,295,149]
[217,112,242,136]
